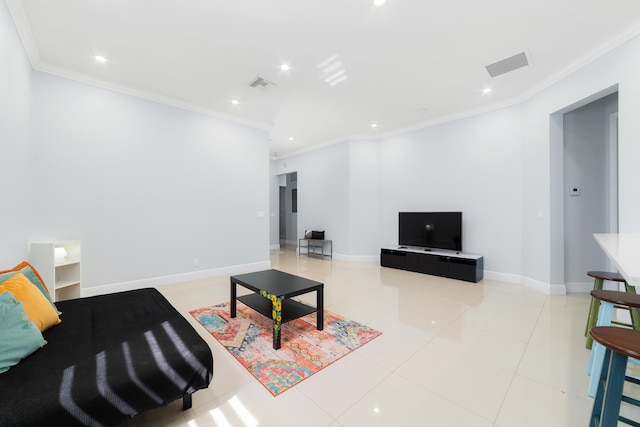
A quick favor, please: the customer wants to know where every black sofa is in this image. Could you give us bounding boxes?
[0,288,213,426]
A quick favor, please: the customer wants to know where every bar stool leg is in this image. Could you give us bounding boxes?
[591,348,612,426]
[624,283,640,330]
[590,348,629,427]
[586,277,605,349]
[601,351,628,427]
[588,301,616,397]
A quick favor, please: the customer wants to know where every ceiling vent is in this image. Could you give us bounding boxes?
[248,76,276,90]
[485,52,529,78]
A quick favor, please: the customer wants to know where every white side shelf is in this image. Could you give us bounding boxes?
[29,241,81,302]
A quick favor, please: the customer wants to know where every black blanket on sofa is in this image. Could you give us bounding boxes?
[0,288,213,426]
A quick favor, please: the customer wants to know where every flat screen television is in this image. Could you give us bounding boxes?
[398,212,462,252]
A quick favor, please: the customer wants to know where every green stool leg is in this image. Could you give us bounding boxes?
[624,284,640,331]
[586,278,604,349]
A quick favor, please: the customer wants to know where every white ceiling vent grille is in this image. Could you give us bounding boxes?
[485,52,529,78]
[248,76,276,90]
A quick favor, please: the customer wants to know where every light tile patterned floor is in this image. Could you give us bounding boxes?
[120,246,637,426]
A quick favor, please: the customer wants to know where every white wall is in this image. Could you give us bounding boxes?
[275,106,523,275]
[348,140,380,258]
[26,71,270,289]
[379,106,523,275]
[8,0,640,292]
[2,0,271,291]
[275,143,350,253]
[0,1,33,265]
[272,31,640,293]
[269,160,280,248]
[526,35,640,289]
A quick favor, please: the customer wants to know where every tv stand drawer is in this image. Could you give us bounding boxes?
[380,248,483,283]
[380,249,407,269]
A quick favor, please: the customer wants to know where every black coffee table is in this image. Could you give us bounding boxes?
[230,269,324,350]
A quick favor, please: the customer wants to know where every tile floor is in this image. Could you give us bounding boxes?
[121,247,636,426]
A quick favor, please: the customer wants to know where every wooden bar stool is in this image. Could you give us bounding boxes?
[585,271,640,349]
[588,290,640,397]
[589,326,640,427]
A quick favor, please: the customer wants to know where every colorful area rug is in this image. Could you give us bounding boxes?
[190,302,382,396]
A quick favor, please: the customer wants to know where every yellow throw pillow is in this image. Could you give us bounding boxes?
[0,273,61,331]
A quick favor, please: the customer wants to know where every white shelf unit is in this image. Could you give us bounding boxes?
[30,241,81,302]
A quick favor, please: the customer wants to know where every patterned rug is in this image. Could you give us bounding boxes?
[190,301,382,396]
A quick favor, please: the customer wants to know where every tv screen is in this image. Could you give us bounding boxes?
[398,212,462,252]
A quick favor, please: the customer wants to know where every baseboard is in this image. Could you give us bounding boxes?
[334,254,378,262]
[566,280,623,293]
[522,276,567,295]
[296,252,377,262]
[565,281,595,293]
[84,257,591,298]
[484,274,613,295]
[270,244,281,250]
[81,261,272,297]
[483,271,521,285]
[483,270,567,295]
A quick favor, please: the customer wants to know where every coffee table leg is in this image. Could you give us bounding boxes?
[317,288,324,331]
[230,279,237,318]
[273,314,282,350]
[272,297,283,350]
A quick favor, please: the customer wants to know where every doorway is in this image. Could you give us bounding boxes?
[562,92,618,290]
[278,172,298,248]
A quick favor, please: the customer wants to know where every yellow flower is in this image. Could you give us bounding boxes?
[272,310,276,318]
[276,315,282,322]
[275,301,282,311]
[271,295,277,303]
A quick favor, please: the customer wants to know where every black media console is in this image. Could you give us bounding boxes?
[380,247,483,283]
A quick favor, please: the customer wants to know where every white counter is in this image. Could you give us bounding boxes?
[594,233,640,287]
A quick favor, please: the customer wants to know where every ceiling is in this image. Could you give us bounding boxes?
[8,0,640,158]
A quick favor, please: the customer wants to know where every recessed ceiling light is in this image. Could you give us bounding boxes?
[374,0,386,5]
[288,137,295,141]
[482,87,492,94]
[94,55,107,63]
[370,123,378,129]
[231,99,240,105]
[280,64,291,71]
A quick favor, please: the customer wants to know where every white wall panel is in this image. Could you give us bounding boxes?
[0,1,32,264]
[29,72,269,288]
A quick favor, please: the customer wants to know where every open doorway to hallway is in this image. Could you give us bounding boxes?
[278,172,298,248]
[562,91,618,290]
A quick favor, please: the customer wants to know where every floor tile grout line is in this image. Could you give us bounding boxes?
[492,294,550,424]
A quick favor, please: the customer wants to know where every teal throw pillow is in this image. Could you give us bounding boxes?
[0,292,46,374]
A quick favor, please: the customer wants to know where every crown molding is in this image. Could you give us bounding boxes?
[8,0,640,159]
[5,0,40,66]
[34,61,273,131]
[5,0,272,132]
